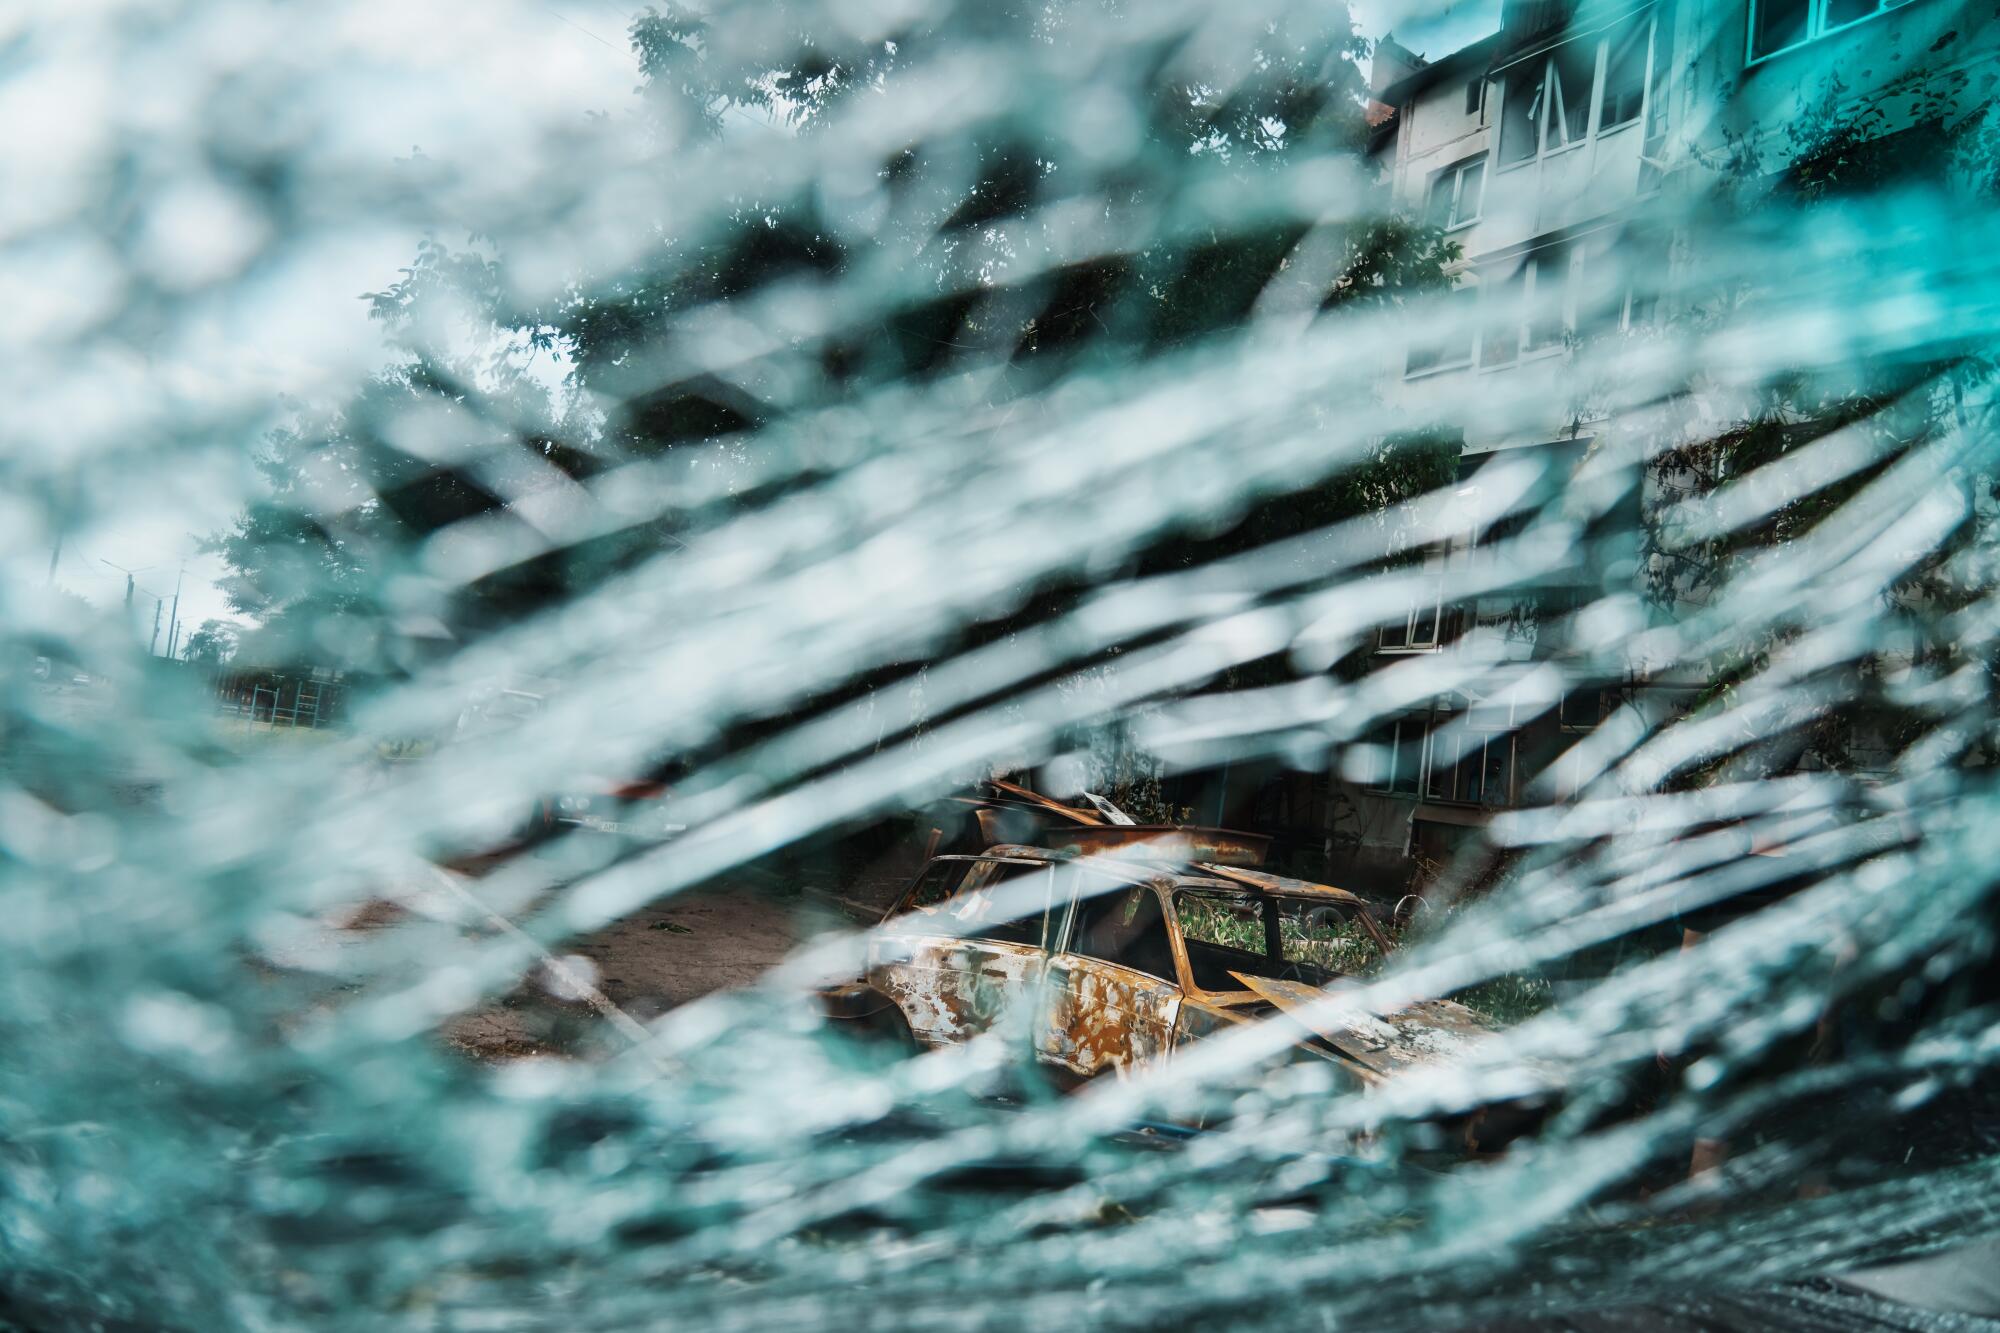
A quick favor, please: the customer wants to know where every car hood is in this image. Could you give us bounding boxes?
[1223,974,1500,1081]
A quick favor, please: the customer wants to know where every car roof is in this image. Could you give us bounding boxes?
[974,845,1378,912]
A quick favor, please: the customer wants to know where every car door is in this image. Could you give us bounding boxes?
[873,858,1052,1047]
[945,860,1054,1045]
[1036,879,1183,1079]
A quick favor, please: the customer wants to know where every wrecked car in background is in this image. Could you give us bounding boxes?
[822,841,1498,1092]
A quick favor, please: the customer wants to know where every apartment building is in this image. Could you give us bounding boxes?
[1326,0,1997,883]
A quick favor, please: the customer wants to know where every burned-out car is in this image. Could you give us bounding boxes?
[823,844,1497,1089]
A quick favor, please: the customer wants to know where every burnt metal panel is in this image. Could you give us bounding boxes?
[870,935,1049,1047]
[1034,955,1182,1079]
[1046,825,1272,868]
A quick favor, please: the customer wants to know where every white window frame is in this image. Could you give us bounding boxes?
[1404,283,1478,379]
[1544,43,1596,154]
[1597,14,1654,134]
[1558,683,1607,733]
[1377,587,1448,652]
[1524,244,1583,356]
[1748,0,1911,64]
[1426,155,1488,231]
[1422,729,1519,807]
[1594,281,1653,336]
[1476,243,1581,369]
[1576,229,1663,340]
[1365,713,1428,796]
[1493,13,1657,174]
[1420,694,1521,807]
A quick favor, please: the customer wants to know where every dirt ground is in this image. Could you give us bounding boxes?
[272,817,924,1064]
[438,880,856,1061]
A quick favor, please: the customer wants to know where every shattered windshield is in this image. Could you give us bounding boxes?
[9,0,2000,1329]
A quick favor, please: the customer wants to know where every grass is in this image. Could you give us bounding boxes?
[1452,972,1555,1025]
[1176,892,1553,1025]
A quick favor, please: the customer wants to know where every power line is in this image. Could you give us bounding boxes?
[542,5,618,51]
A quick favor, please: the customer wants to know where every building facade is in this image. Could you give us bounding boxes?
[1322,0,1998,886]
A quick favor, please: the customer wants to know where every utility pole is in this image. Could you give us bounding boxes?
[148,599,163,656]
[45,484,75,586]
[165,565,185,661]
[98,558,154,625]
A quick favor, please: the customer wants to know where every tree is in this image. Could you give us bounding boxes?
[181,619,240,667]
[211,261,582,673]
[214,2,1459,698]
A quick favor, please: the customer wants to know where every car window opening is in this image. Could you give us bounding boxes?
[1174,891,1384,994]
[897,857,1053,947]
[1071,886,1177,982]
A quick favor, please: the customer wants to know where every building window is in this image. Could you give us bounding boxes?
[1752,0,1810,58]
[1576,230,1664,340]
[1480,255,1525,366]
[1425,155,1487,230]
[1524,241,1574,353]
[1578,279,1651,341]
[1548,40,1597,147]
[1365,715,1427,796]
[1405,288,1477,376]
[1559,683,1608,733]
[1467,692,1522,804]
[1825,0,1903,28]
[1750,0,1908,60]
[1498,66,1542,165]
[1362,694,1521,808]
[1424,727,1519,806]
[1478,242,1574,365]
[1600,16,1650,130]
[1578,265,1657,340]
[1378,589,1444,651]
[1464,77,1486,120]
[1366,694,1523,808]
[1496,16,1656,169]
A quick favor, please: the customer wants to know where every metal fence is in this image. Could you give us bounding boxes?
[212,671,348,729]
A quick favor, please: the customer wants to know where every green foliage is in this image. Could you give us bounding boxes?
[180,620,239,667]
[211,348,588,672]
[1279,910,1384,977]
[1178,896,1266,953]
[1175,895,1386,978]
[1783,72,1966,201]
[1174,891,1559,1026]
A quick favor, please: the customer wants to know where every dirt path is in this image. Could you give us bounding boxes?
[278,829,907,1064]
[440,880,857,1061]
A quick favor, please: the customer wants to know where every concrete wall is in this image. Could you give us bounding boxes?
[1674,0,1999,173]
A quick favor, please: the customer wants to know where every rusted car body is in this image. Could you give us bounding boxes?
[933,780,1271,869]
[825,844,1495,1089]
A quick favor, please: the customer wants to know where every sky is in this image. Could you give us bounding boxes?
[61,1,645,653]
[1353,0,1504,62]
